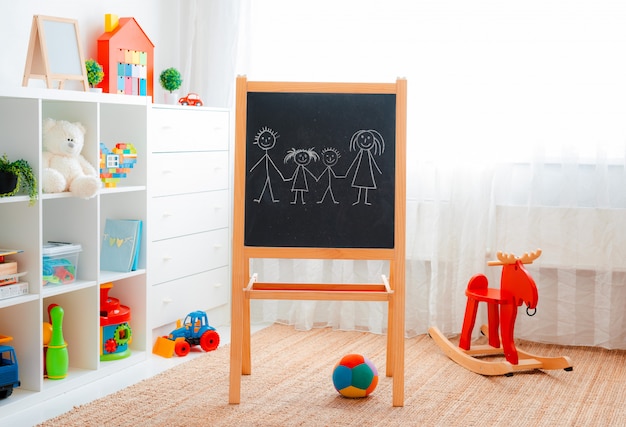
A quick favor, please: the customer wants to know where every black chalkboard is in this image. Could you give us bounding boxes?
[244,92,396,248]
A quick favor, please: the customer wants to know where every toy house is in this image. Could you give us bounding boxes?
[97,15,154,99]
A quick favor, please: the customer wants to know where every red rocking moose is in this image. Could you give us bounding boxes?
[429,249,573,376]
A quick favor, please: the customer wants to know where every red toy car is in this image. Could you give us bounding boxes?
[178,93,203,106]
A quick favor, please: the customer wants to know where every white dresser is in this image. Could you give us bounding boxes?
[149,105,231,333]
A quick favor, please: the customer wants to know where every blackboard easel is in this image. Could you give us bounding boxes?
[22,15,89,91]
[229,77,407,406]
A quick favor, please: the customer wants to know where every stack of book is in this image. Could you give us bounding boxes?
[0,249,28,300]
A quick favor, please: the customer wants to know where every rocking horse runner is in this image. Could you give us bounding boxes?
[429,249,573,376]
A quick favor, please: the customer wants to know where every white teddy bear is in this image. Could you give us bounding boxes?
[42,118,101,199]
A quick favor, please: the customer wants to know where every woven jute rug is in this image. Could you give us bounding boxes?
[39,323,626,426]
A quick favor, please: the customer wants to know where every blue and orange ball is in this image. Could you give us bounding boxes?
[332,353,378,398]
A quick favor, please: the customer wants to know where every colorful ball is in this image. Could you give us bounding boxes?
[332,353,378,398]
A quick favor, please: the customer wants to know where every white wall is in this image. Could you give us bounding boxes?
[1,1,179,99]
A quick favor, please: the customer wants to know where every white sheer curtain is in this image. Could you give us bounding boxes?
[177,0,245,108]
[182,0,626,349]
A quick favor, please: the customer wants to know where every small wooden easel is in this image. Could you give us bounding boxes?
[229,76,407,406]
[429,249,573,376]
[22,15,89,90]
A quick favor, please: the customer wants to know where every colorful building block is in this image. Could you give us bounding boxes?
[99,142,138,188]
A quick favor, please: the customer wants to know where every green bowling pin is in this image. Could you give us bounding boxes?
[46,305,68,380]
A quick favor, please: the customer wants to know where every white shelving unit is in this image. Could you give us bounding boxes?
[148,105,231,339]
[0,88,149,415]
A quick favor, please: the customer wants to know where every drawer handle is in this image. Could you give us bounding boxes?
[162,169,174,174]
[163,211,174,217]
[162,297,173,303]
[214,283,223,288]
[162,256,173,261]
[213,244,222,249]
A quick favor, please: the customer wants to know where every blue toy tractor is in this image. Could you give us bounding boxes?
[167,310,220,357]
[0,336,20,399]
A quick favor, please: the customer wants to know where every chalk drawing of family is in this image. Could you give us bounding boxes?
[248,126,284,203]
[249,126,385,206]
[345,129,386,205]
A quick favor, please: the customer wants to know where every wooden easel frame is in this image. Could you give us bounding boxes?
[22,15,89,91]
[229,76,407,406]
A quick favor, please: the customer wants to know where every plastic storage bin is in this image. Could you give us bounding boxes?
[42,242,82,285]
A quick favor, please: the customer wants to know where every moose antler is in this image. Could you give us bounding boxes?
[496,252,517,265]
[488,249,542,266]
[518,249,542,264]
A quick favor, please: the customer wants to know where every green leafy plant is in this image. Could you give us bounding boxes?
[159,68,182,93]
[0,154,37,205]
[85,59,104,88]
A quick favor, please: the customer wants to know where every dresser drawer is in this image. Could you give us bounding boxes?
[151,266,229,327]
[149,228,229,284]
[151,151,228,196]
[152,108,229,152]
[150,190,229,241]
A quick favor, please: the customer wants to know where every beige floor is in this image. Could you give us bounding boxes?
[3,323,270,426]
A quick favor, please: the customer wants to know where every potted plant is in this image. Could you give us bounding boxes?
[159,67,182,104]
[0,154,37,205]
[85,59,104,92]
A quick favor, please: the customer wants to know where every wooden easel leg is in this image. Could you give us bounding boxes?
[387,265,405,407]
[229,281,244,404]
[229,320,242,402]
[242,293,251,375]
[386,293,395,378]
[391,332,404,406]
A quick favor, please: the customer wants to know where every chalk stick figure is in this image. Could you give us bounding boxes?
[284,147,319,204]
[249,126,285,203]
[316,147,343,204]
[345,129,385,206]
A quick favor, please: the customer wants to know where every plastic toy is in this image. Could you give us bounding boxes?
[42,257,76,285]
[152,310,219,358]
[0,335,20,398]
[46,305,69,380]
[42,118,101,199]
[97,15,154,98]
[42,303,58,378]
[42,320,52,377]
[42,242,81,286]
[99,142,138,188]
[178,93,203,106]
[332,354,378,398]
[100,283,132,361]
[429,249,573,376]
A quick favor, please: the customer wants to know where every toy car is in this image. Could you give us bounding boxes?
[0,335,20,399]
[153,311,219,358]
[178,93,203,106]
